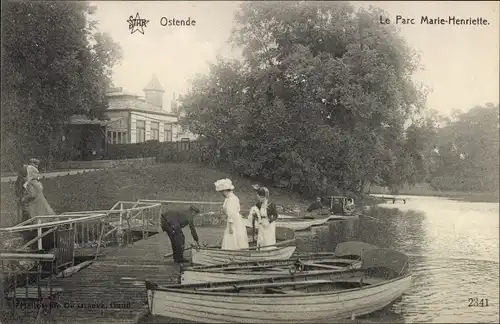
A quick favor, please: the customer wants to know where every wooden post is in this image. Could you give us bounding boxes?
[119,207,124,247]
[0,260,5,310]
[37,218,43,251]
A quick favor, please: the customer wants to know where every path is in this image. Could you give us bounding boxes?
[1,226,224,324]
[1,169,101,183]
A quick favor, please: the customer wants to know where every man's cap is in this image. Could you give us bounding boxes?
[189,205,200,213]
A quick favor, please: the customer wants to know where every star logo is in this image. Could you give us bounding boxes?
[127,13,149,35]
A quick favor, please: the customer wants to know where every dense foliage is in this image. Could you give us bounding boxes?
[180,1,430,196]
[427,103,499,192]
[1,1,122,170]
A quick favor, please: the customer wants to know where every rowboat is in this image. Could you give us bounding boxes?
[276,215,330,226]
[278,214,356,223]
[244,217,315,231]
[326,214,358,221]
[145,247,412,323]
[190,240,297,266]
[181,241,375,284]
[274,219,315,231]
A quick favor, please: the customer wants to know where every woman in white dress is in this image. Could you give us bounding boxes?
[248,185,278,250]
[215,178,249,250]
[22,165,58,251]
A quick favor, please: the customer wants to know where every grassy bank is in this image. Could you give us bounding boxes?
[0,163,315,228]
[370,183,499,203]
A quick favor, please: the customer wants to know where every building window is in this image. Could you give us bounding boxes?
[107,131,128,144]
[119,117,128,129]
[136,120,145,142]
[151,122,159,141]
[164,123,172,142]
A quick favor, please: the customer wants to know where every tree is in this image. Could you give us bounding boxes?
[180,1,429,196]
[1,1,122,170]
[429,103,499,192]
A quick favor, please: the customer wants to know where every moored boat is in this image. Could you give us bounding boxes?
[274,219,316,231]
[280,216,330,227]
[181,241,375,284]
[145,247,412,323]
[244,217,315,231]
[190,240,297,266]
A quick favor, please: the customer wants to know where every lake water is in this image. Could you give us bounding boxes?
[296,195,500,323]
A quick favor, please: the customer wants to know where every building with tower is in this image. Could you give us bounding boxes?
[63,74,197,162]
[104,74,197,144]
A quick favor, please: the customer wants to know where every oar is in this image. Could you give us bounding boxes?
[163,239,222,258]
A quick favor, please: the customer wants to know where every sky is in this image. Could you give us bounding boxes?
[91,1,499,116]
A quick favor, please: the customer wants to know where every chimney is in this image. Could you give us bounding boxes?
[143,74,165,108]
[171,92,178,114]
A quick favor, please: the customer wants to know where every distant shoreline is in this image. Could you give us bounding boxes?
[369,190,499,203]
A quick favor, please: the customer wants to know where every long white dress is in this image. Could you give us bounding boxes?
[221,192,249,250]
[249,205,276,250]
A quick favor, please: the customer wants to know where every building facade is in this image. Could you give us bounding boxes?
[105,75,198,144]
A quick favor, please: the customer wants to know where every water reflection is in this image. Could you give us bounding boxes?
[297,196,499,323]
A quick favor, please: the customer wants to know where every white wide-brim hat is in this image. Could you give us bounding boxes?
[214,178,235,192]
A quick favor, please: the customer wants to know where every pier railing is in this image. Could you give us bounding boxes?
[0,213,108,270]
[59,200,162,248]
[0,201,162,314]
[0,252,57,320]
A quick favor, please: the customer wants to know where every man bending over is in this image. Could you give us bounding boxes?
[160,205,201,263]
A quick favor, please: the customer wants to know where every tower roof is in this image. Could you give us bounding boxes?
[143,74,165,92]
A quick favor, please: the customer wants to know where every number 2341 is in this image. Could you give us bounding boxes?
[468,298,489,307]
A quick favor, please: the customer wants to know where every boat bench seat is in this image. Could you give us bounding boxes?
[264,287,301,294]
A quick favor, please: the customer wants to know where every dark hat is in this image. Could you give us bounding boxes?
[189,205,200,213]
[253,185,268,197]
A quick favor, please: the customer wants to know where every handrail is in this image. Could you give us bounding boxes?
[138,199,222,205]
[0,252,55,261]
[59,210,113,214]
[0,213,108,233]
[61,203,161,215]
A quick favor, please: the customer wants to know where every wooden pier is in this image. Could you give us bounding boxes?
[375,196,409,204]
[1,227,224,324]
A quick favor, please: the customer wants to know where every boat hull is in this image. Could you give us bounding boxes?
[147,274,412,323]
[274,220,314,231]
[181,257,362,284]
[244,217,314,231]
[191,246,297,266]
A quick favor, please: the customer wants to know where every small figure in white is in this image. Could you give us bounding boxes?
[248,185,278,250]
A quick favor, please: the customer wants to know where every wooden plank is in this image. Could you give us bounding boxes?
[3,226,225,324]
[302,263,346,270]
[193,279,334,292]
[0,252,55,261]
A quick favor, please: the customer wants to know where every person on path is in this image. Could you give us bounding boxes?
[23,165,55,218]
[248,185,278,250]
[215,178,249,250]
[22,164,57,250]
[28,158,40,169]
[15,165,31,223]
[160,205,201,263]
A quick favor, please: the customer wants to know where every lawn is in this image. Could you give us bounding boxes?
[0,163,312,229]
